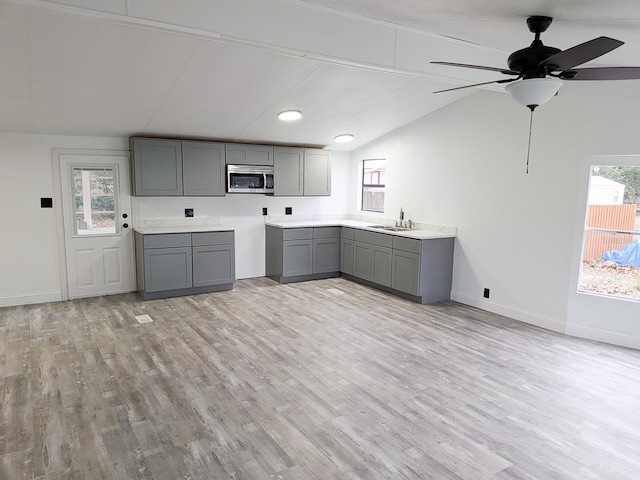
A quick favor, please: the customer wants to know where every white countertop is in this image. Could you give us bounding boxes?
[265,219,455,240]
[133,225,234,235]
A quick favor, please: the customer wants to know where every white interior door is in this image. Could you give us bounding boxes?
[58,153,136,299]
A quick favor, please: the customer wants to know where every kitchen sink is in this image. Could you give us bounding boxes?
[367,225,411,231]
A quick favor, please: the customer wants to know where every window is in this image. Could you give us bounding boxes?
[362,159,386,213]
[72,166,118,235]
[578,165,640,300]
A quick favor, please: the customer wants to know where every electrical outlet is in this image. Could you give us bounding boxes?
[262,207,268,216]
[40,197,53,208]
[185,208,194,218]
[285,207,292,215]
[483,288,490,299]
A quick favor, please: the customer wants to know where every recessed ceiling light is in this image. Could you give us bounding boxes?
[334,134,354,143]
[278,110,302,121]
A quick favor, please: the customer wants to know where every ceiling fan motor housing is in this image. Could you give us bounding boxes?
[507,45,561,78]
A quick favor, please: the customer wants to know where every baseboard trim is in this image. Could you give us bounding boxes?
[0,292,63,308]
[565,324,640,350]
[450,292,566,334]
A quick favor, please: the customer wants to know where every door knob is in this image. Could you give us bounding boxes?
[122,213,128,218]
[123,223,129,229]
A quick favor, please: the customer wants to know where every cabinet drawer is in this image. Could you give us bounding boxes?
[393,236,422,254]
[282,228,313,240]
[144,233,192,249]
[192,231,234,246]
[341,227,355,240]
[354,229,393,247]
[313,226,341,239]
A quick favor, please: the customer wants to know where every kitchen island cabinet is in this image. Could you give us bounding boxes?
[135,229,234,300]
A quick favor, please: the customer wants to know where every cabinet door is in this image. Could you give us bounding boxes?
[226,144,273,165]
[144,247,192,292]
[303,149,331,196]
[371,245,392,287]
[340,238,354,275]
[274,147,304,196]
[282,239,313,276]
[182,141,226,196]
[225,144,250,164]
[250,145,274,165]
[193,245,235,287]
[353,241,372,281]
[131,138,183,196]
[313,238,340,274]
[391,250,421,295]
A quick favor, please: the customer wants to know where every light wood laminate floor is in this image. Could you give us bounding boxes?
[1,277,639,479]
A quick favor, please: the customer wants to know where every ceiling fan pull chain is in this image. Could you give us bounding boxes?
[526,109,534,174]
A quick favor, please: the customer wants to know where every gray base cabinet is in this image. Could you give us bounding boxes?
[136,231,235,300]
[192,232,235,287]
[351,229,393,286]
[144,246,193,292]
[340,228,355,275]
[266,226,341,283]
[341,227,454,304]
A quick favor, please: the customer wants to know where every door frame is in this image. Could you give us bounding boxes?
[52,148,132,301]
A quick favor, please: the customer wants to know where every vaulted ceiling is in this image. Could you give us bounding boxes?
[2,0,640,151]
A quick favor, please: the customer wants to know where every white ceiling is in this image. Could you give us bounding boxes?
[2,0,640,151]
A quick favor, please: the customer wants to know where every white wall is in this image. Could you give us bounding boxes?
[0,134,350,306]
[0,132,128,306]
[350,81,640,349]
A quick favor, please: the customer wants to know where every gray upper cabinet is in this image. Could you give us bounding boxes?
[131,137,183,196]
[304,149,331,196]
[274,147,332,196]
[182,141,226,196]
[225,144,274,166]
[274,147,304,196]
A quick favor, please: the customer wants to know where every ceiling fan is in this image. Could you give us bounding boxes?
[432,15,640,111]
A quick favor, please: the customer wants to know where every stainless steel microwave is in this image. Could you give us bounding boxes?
[226,164,274,194]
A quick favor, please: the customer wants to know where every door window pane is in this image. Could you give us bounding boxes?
[72,167,117,235]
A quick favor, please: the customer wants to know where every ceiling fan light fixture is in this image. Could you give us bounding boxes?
[278,110,302,121]
[505,77,563,110]
[334,134,354,143]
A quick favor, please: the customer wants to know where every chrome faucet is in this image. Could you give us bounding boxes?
[397,207,404,227]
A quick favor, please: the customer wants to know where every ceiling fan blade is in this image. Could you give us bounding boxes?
[431,61,519,76]
[562,66,640,80]
[434,78,518,94]
[541,37,624,71]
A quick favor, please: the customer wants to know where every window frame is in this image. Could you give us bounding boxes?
[361,158,386,213]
